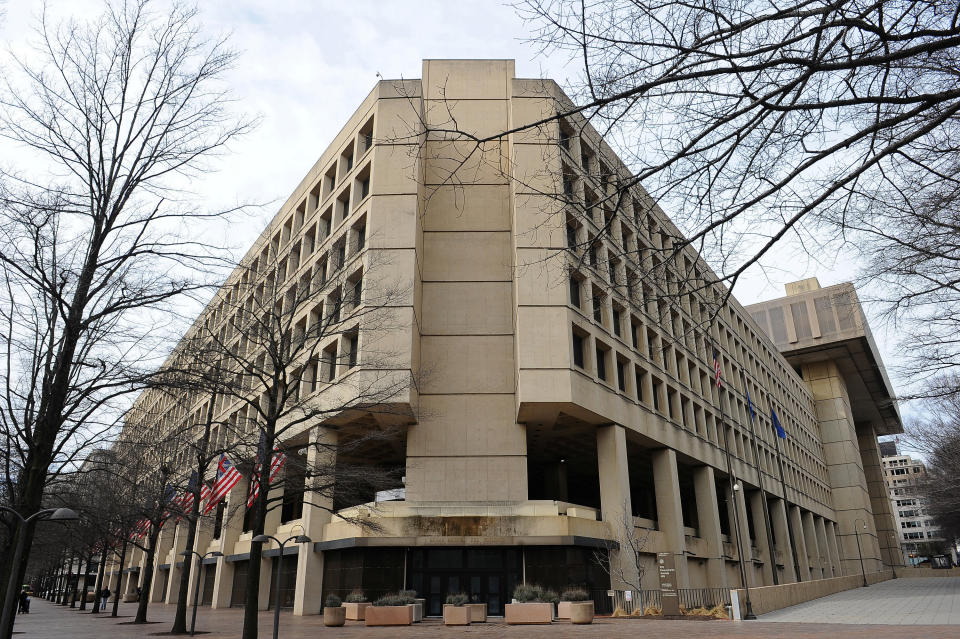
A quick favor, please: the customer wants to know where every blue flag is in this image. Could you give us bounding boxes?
[746,388,756,421]
[771,408,787,439]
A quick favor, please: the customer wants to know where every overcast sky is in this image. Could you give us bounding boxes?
[0,0,905,404]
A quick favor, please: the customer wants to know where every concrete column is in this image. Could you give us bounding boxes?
[749,491,774,585]
[827,521,843,576]
[693,465,727,588]
[733,483,754,587]
[597,424,640,589]
[788,505,811,580]
[804,361,880,576]
[211,480,247,609]
[165,522,189,604]
[814,516,833,577]
[653,448,689,588]
[151,528,174,603]
[293,427,338,616]
[801,511,823,579]
[770,498,797,583]
[859,426,900,572]
[186,518,213,608]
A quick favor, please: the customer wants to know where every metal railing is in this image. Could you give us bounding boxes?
[606,587,729,615]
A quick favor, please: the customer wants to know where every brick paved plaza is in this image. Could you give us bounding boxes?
[12,578,960,638]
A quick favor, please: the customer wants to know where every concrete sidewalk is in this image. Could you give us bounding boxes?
[758,577,960,625]
[12,596,960,638]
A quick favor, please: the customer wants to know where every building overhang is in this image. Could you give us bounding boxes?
[312,535,618,552]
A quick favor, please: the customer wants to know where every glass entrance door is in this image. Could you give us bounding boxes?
[408,548,520,617]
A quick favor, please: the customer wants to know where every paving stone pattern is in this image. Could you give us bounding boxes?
[758,577,960,625]
[13,580,960,639]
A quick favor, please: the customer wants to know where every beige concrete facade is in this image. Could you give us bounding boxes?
[104,61,901,617]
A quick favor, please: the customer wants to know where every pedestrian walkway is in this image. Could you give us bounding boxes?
[13,594,960,638]
[759,577,960,625]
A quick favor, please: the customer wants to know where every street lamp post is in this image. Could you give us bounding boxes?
[251,534,311,639]
[179,550,223,636]
[854,518,868,587]
[0,506,78,639]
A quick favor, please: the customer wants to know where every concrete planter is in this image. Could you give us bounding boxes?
[365,605,414,626]
[323,607,346,627]
[569,601,594,624]
[343,601,369,620]
[505,602,553,624]
[557,601,573,618]
[466,602,487,622]
[412,601,423,622]
[443,605,471,626]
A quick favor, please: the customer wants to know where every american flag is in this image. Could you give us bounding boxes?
[247,445,287,508]
[203,454,241,514]
[713,349,723,388]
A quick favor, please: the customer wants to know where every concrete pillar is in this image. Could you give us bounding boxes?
[652,448,689,587]
[293,427,337,616]
[788,505,811,580]
[814,516,833,577]
[151,528,174,603]
[801,511,823,579]
[597,424,640,589]
[827,521,843,576]
[165,522,189,604]
[858,426,900,572]
[770,498,798,583]
[211,480,247,609]
[732,483,754,587]
[693,466,727,588]
[804,361,880,576]
[749,491,774,585]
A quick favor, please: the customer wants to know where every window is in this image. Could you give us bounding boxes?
[347,333,359,368]
[630,320,639,349]
[592,289,604,323]
[572,329,585,368]
[596,345,607,381]
[354,222,366,251]
[566,222,578,249]
[325,344,338,381]
[335,239,346,269]
[612,307,622,337]
[569,276,581,308]
[351,275,363,308]
[616,357,626,392]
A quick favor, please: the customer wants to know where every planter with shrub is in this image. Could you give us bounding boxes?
[443,593,471,626]
[398,590,422,622]
[323,594,346,627]
[365,593,415,626]
[343,591,369,621]
[505,584,555,625]
[558,588,594,624]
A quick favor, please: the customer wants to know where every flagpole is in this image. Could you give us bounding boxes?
[741,372,779,585]
[771,401,803,583]
[711,341,756,620]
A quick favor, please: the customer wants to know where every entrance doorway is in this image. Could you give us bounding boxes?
[408,548,521,617]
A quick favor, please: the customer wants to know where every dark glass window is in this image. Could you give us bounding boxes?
[569,277,580,308]
[596,347,607,381]
[572,331,584,368]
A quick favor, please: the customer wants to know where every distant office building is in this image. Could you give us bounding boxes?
[880,443,947,563]
[103,60,903,616]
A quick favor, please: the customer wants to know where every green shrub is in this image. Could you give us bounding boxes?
[513,583,539,603]
[345,590,366,603]
[398,589,418,600]
[325,594,342,608]
[445,593,469,606]
[373,593,414,607]
[560,588,591,602]
[542,589,560,605]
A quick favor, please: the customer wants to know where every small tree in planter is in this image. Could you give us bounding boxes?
[323,595,345,627]
[343,591,369,621]
[365,593,415,626]
[443,593,471,626]
[505,584,554,625]
[559,588,594,624]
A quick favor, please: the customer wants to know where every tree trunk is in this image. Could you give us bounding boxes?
[134,532,159,624]
[241,457,271,639]
[112,540,127,617]
[91,545,107,613]
[79,554,93,610]
[170,518,197,633]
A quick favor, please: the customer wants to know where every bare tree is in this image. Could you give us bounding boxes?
[0,1,252,632]
[181,242,412,639]
[594,499,650,597]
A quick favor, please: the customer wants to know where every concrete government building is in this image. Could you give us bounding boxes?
[105,60,903,617]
